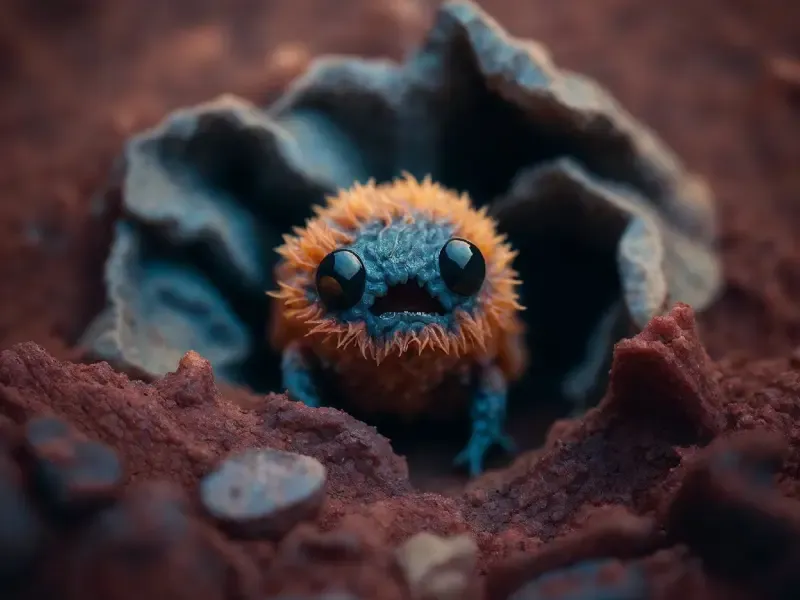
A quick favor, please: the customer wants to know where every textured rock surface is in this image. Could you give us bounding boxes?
[3,303,800,598]
[395,532,480,600]
[80,1,722,405]
[23,416,124,515]
[200,447,328,540]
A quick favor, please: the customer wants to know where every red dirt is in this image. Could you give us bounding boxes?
[1,0,800,598]
[2,304,800,599]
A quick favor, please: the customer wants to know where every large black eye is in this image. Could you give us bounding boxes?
[439,238,486,297]
[315,249,366,310]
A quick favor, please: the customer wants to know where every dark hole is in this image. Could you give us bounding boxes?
[369,282,446,316]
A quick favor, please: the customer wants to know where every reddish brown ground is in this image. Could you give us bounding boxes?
[3,303,800,600]
[0,1,799,598]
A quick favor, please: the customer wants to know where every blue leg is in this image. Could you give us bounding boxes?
[453,364,516,477]
[281,343,321,407]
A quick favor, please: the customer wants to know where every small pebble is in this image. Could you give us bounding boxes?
[666,436,797,586]
[24,417,123,515]
[711,449,776,487]
[200,448,327,540]
[395,532,478,600]
[0,454,44,584]
[509,559,648,600]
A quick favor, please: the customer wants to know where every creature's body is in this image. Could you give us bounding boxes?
[268,175,526,475]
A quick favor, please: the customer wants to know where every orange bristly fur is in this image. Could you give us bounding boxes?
[267,174,527,380]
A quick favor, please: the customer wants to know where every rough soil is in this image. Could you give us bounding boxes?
[3,304,800,599]
[1,0,799,598]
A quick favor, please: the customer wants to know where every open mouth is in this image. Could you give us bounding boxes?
[369,282,446,316]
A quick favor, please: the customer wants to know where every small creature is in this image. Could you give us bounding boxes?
[268,174,527,475]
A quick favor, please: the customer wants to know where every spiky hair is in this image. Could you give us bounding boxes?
[268,174,524,369]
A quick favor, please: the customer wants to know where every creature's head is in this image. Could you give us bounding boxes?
[269,175,524,369]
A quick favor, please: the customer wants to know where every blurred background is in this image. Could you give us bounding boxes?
[0,0,798,487]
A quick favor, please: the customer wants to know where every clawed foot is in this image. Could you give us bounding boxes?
[453,431,517,477]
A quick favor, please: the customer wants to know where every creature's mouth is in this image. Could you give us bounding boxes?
[370,282,446,316]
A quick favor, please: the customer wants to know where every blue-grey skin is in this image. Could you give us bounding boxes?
[280,214,516,476]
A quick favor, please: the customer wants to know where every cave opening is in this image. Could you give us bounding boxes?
[76,28,642,492]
